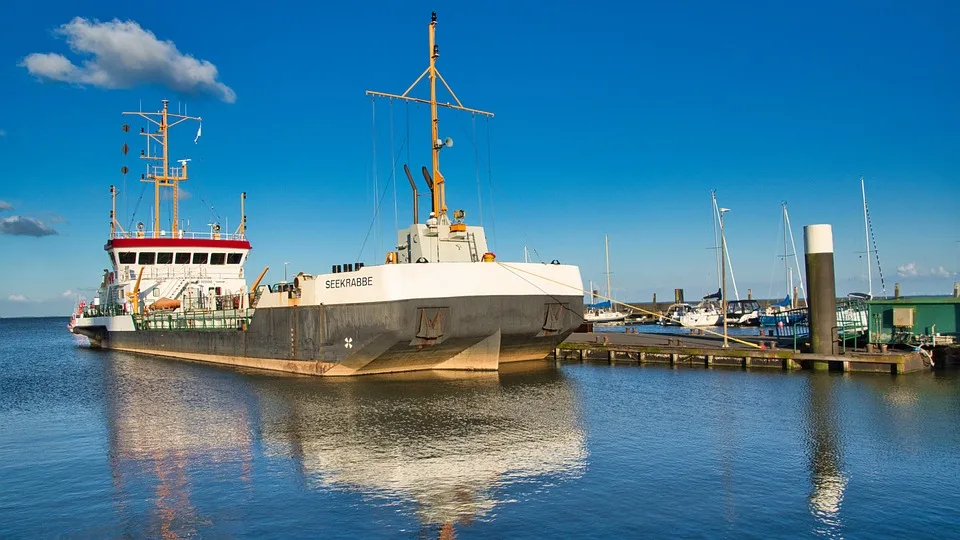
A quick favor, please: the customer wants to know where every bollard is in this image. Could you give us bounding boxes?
[804,224,838,355]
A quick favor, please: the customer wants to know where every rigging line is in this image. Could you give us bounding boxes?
[371,97,380,262]
[767,208,784,301]
[485,116,497,252]
[865,203,887,295]
[711,191,721,290]
[126,183,148,231]
[783,206,807,303]
[495,263,586,322]
[355,135,410,262]
[389,99,398,234]
[405,101,411,167]
[472,114,483,226]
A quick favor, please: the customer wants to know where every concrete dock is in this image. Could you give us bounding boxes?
[557,332,929,374]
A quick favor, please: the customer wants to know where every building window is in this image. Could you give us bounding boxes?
[175,253,191,264]
[227,253,243,264]
[192,253,209,264]
[210,253,226,265]
[118,252,136,264]
[156,252,174,264]
[138,252,156,265]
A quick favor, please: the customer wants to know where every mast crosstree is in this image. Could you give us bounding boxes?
[366,12,494,221]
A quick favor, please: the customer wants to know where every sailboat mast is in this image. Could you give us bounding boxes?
[861,177,873,297]
[605,235,612,303]
[711,191,721,290]
[783,202,789,298]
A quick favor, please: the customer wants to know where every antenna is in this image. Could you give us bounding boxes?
[122,100,201,237]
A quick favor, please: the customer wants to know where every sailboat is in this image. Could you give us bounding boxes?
[849,177,886,300]
[679,191,737,327]
[759,202,807,327]
[839,177,883,333]
[584,235,627,323]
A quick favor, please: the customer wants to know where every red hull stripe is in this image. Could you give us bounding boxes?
[106,238,252,250]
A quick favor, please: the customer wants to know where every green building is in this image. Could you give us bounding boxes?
[868,296,960,346]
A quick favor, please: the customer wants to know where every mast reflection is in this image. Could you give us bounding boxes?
[805,374,847,537]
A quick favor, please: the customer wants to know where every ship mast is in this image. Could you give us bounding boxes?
[366,12,494,220]
[122,100,201,237]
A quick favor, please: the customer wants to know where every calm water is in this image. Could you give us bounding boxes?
[1,318,958,539]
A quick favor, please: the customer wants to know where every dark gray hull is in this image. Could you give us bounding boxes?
[78,294,583,376]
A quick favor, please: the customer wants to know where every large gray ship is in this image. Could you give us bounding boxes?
[71,13,584,376]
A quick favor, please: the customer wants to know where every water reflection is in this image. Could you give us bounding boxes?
[104,355,258,538]
[102,356,585,537]
[805,374,847,538]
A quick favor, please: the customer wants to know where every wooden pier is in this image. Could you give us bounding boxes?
[556,332,929,375]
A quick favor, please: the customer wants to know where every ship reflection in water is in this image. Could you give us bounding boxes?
[103,356,586,537]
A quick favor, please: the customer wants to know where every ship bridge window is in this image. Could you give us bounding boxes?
[227,253,243,264]
[175,253,191,264]
[156,252,173,264]
[192,253,209,264]
[138,252,156,265]
[210,253,226,265]
[118,252,136,264]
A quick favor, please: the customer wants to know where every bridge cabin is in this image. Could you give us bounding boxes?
[96,231,251,315]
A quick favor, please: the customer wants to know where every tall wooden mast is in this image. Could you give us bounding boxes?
[122,100,201,237]
[366,12,493,220]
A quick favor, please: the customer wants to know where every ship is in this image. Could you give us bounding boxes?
[71,12,585,376]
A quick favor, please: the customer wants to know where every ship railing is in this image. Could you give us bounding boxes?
[179,292,245,312]
[139,266,242,281]
[132,307,255,331]
[110,230,246,241]
[82,303,126,318]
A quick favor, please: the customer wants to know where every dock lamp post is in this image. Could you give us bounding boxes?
[719,207,731,348]
[284,262,290,282]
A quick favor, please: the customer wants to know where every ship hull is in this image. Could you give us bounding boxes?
[74,293,583,376]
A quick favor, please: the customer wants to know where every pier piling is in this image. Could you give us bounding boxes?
[804,224,838,355]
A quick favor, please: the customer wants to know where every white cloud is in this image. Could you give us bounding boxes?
[20,17,236,103]
[931,266,954,278]
[7,294,29,302]
[61,289,75,297]
[897,262,918,277]
[896,262,956,279]
[0,200,12,212]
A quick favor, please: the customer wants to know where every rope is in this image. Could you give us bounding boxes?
[371,97,380,262]
[390,99,398,234]
[126,183,147,231]
[496,262,763,349]
[865,201,887,295]
[485,117,497,252]
[473,114,483,226]
[356,125,409,263]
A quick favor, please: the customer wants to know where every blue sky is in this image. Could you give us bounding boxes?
[1,0,957,316]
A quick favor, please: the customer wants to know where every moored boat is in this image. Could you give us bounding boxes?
[71,13,584,376]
